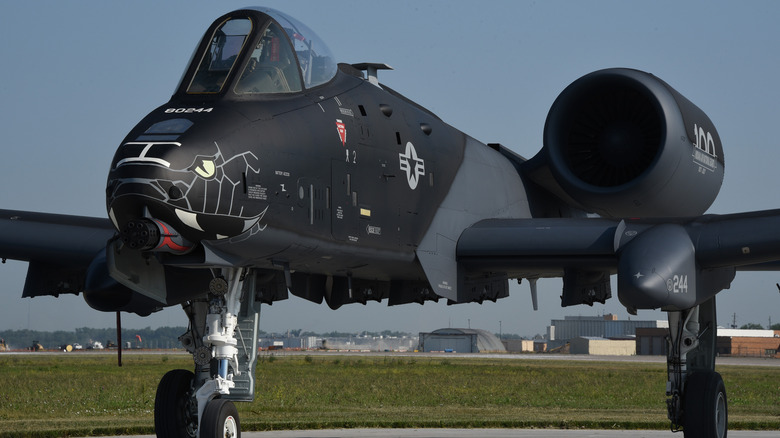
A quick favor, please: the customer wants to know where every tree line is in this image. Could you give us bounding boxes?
[739,323,780,330]
[0,326,187,350]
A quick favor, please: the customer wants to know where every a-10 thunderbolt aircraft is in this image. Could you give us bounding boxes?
[1,6,776,438]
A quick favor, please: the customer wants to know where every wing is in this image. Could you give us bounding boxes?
[456,209,780,312]
[0,209,115,298]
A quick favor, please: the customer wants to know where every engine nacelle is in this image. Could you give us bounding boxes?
[83,251,161,316]
[542,68,724,218]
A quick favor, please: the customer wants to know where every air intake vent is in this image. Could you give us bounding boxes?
[563,84,662,187]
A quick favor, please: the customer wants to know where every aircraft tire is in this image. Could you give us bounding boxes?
[200,398,240,438]
[154,369,197,438]
[683,371,727,438]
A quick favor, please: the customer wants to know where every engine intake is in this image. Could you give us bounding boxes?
[542,68,724,218]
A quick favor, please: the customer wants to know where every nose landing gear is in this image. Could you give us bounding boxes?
[154,267,261,438]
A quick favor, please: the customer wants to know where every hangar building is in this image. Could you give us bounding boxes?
[418,328,506,353]
[548,314,667,341]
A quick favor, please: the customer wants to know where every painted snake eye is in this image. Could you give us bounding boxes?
[195,159,216,179]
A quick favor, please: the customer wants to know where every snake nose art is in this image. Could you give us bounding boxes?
[107,124,267,245]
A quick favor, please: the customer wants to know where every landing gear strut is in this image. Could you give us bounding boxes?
[154,267,261,438]
[665,297,727,438]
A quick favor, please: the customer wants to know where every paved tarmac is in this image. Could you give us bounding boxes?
[92,429,779,438]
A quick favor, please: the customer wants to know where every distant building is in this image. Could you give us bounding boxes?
[418,328,506,353]
[533,340,548,353]
[717,329,780,358]
[259,336,304,350]
[322,336,416,352]
[259,334,417,351]
[548,314,667,342]
[636,327,668,355]
[502,339,535,353]
[637,328,780,358]
[571,337,636,355]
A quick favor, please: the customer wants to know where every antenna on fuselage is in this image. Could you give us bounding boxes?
[351,63,393,86]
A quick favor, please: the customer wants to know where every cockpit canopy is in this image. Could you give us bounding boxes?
[182,8,337,96]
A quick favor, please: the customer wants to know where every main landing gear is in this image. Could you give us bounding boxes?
[154,267,261,438]
[665,297,727,438]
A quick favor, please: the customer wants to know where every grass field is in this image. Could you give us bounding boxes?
[0,353,777,437]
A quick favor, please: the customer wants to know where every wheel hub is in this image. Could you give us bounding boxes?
[223,415,237,438]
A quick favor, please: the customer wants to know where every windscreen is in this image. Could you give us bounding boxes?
[187,18,252,93]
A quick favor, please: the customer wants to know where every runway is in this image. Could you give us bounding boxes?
[93,429,779,438]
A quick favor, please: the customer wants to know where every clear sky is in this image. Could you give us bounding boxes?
[0,1,779,337]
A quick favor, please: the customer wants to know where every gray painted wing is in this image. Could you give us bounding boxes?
[458,210,780,273]
[0,209,115,297]
[456,210,780,310]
